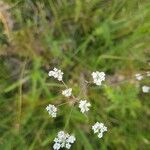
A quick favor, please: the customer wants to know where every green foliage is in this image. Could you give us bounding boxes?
[0,0,150,149]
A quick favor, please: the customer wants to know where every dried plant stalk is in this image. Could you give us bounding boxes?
[0,1,13,38]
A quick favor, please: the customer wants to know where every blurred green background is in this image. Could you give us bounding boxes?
[0,0,150,149]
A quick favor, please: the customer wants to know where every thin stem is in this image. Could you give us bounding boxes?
[57,101,71,107]
[63,104,74,131]
[61,80,79,102]
[61,80,68,88]
[61,80,78,130]
[17,59,27,132]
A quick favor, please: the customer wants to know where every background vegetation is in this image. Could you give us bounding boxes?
[0,0,150,149]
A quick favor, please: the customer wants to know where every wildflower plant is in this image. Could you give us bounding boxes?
[46,67,149,149]
[46,68,108,149]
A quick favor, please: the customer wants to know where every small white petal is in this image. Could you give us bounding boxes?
[48,71,54,76]
[53,143,61,150]
[146,71,150,77]
[66,143,71,149]
[98,132,103,138]
[54,68,58,71]
[67,135,76,143]
[58,131,65,139]
[135,73,143,81]
[142,86,150,93]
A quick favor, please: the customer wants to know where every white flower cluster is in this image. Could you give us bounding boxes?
[92,122,107,138]
[135,73,143,81]
[92,71,105,86]
[53,131,76,150]
[135,71,150,81]
[135,72,150,93]
[79,100,91,113]
[46,68,108,149]
[46,104,57,118]
[48,68,64,81]
[146,71,150,77]
[142,86,150,93]
[62,88,72,97]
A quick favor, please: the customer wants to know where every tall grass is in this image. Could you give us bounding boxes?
[0,0,150,149]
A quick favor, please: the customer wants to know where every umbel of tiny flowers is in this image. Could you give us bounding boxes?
[47,68,109,149]
[79,100,91,113]
[92,122,107,138]
[46,104,57,118]
[135,73,143,81]
[92,71,105,86]
[142,85,150,93]
[53,131,76,150]
[48,68,64,81]
[62,88,72,97]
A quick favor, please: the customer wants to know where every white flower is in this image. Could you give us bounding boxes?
[92,122,104,133]
[142,86,150,93]
[92,122,107,139]
[135,73,143,81]
[66,135,76,143]
[92,71,105,86]
[48,68,63,81]
[53,142,61,150]
[146,71,150,77]
[62,88,72,97]
[98,132,103,138]
[79,100,91,113]
[46,104,57,118]
[57,131,66,140]
[53,131,76,150]
[66,143,71,149]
